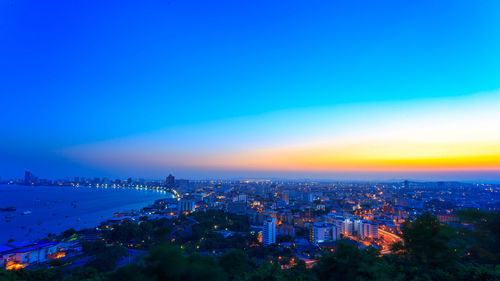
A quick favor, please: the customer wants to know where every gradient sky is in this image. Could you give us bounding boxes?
[1,0,500,181]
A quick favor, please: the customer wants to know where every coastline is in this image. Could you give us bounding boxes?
[0,184,173,244]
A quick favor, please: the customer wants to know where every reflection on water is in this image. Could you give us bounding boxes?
[0,185,171,243]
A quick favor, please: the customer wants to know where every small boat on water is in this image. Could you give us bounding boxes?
[0,206,16,212]
[21,210,32,215]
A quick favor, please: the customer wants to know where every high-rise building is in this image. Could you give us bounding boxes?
[333,217,344,233]
[403,180,409,189]
[365,221,379,238]
[355,220,379,239]
[281,190,290,205]
[262,217,276,246]
[343,218,354,236]
[354,219,362,235]
[24,170,33,185]
[166,174,175,189]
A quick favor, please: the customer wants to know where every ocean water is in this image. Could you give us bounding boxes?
[0,184,172,244]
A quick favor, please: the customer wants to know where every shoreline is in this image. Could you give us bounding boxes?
[0,185,173,244]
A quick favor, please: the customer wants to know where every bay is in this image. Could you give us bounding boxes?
[0,184,171,243]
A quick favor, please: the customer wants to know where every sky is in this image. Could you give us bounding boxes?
[1,0,500,181]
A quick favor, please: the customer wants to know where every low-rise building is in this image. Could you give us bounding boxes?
[0,241,64,270]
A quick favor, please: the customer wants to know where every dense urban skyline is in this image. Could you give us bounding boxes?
[2,0,500,181]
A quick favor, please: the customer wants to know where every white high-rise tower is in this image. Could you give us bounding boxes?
[262,217,276,246]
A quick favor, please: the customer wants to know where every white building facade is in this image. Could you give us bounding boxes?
[262,217,276,246]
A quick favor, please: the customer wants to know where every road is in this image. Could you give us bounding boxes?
[379,229,402,242]
[378,229,402,254]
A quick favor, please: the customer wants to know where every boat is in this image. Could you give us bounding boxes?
[21,211,32,215]
[0,206,16,212]
[5,214,15,222]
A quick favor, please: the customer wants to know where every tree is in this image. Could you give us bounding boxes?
[458,209,500,264]
[82,240,107,255]
[143,244,188,281]
[389,213,500,280]
[82,240,127,272]
[249,262,286,281]
[283,259,315,281]
[138,244,227,281]
[85,245,127,272]
[185,254,227,281]
[61,228,77,238]
[217,249,250,281]
[63,267,108,281]
[112,264,151,281]
[397,213,459,269]
[314,241,389,281]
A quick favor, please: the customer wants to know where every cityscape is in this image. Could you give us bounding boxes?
[0,171,499,280]
[2,0,500,280]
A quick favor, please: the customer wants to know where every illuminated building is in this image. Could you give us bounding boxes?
[310,222,340,245]
[343,218,354,236]
[0,241,63,269]
[359,220,379,239]
[262,217,276,246]
[354,218,362,234]
[178,198,195,213]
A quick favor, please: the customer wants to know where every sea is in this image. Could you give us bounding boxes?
[0,184,172,244]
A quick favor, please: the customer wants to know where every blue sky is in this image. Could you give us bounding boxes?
[1,0,500,180]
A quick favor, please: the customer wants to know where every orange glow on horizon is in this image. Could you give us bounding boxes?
[206,141,500,172]
[62,90,500,177]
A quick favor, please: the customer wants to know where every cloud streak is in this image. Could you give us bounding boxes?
[61,90,500,179]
